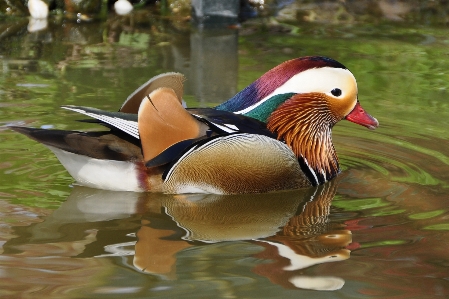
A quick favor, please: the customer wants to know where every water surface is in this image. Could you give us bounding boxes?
[1,12,449,298]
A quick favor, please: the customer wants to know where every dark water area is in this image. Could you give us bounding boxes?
[2,2,449,298]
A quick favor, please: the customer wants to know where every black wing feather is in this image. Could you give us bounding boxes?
[187,108,276,138]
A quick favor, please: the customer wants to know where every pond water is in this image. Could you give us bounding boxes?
[2,8,449,299]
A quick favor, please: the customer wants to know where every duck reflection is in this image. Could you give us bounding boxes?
[252,181,350,290]
[3,179,350,291]
[135,180,350,290]
[27,18,48,33]
[132,188,313,278]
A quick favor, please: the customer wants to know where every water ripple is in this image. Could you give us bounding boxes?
[335,122,449,187]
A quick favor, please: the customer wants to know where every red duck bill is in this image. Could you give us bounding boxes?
[345,101,379,130]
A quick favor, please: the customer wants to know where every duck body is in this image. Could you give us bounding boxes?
[11,57,379,194]
[12,106,309,193]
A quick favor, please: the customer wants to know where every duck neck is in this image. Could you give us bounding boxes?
[241,93,296,122]
[266,93,340,186]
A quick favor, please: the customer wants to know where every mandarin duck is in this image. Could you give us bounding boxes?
[11,56,378,194]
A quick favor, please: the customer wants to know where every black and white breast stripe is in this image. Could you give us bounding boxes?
[190,113,239,134]
[298,155,321,186]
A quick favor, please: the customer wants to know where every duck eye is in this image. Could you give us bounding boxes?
[331,88,342,97]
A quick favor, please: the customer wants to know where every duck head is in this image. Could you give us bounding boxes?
[217,56,379,185]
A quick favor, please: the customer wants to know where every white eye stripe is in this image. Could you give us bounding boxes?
[235,67,357,114]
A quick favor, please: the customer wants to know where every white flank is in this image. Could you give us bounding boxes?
[235,67,357,114]
[47,146,143,192]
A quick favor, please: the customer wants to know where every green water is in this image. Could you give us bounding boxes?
[1,11,449,298]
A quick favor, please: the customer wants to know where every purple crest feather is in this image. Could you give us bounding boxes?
[216,56,346,112]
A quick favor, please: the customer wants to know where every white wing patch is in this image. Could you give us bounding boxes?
[62,106,140,139]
